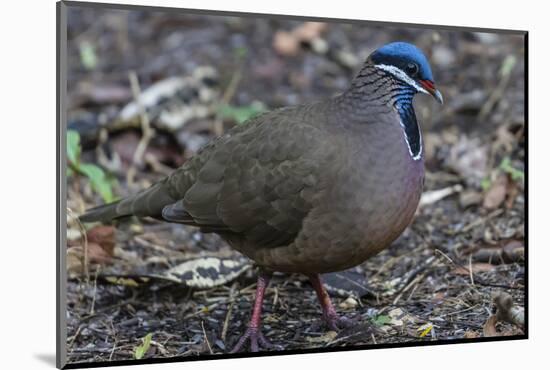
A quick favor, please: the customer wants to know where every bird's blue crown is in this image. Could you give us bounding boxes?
[370,42,434,82]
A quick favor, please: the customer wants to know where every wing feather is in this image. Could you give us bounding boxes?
[161,104,339,249]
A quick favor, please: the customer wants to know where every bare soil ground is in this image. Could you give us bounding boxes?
[65,6,525,365]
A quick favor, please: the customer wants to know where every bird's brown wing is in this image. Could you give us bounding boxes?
[162,105,336,248]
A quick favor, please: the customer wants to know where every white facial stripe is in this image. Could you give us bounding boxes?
[375,64,424,160]
[374,64,429,94]
[398,119,423,161]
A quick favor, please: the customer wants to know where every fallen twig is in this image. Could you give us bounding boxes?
[460,209,503,234]
[419,184,463,207]
[221,283,238,342]
[213,60,244,136]
[201,321,214,354]
[67,207,90,283]
[478,55,517,120]
[89,266,101,315]
[468,253,475,286]
[127,70,155,188]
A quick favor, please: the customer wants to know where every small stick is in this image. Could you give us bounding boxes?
[434,248,454,265]
[461,209,503,233]
[109,339,118,361]
[144,152,174,176]
[478,55,516,120]
[67,325,82,353]
[393,272,427,305]
[419,184,463,207]
[67,207,89,283]
[406,281,420,301]
[221,283,237,342]
[440,304,479,318]
[127,70,155,188]
[214,63,243,136]
[201,321,214,354]
[272,286,279,306]
[468,253,475,286]
[89,266,101,315]
[108,319,118,361]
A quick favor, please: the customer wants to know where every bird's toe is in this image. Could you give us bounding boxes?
[323,312,357,331]
[229,327,282,353]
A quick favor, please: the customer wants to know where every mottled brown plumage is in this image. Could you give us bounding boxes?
[80,72,423,271]
[80,42,442,352]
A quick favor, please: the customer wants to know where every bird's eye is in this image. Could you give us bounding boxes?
[406,63,419,76]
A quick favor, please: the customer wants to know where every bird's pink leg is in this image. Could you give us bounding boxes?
[309,274,354,331]
[230,273,277,353]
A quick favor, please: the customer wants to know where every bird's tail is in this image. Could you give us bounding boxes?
[79,180,176,223]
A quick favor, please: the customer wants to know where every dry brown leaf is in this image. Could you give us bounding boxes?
[464,331,479,338]
[338,297,358,309]
[483,315,499,337]
[292,22,328,42]
[431,291,446,304]
[459,190,483,208]
[483,174,508,210]
[67,243,112,277]
[72,243,112,265]
[273,31,300,56]
[75,82,132,106]
[451,263,495,275]
[67,247,84,276]
[307,330,338,343]
[111,131,184,170]
[387,308,417,326]
[494,122,519,153]
[67,225,116,276]
[502,240,524,263]
[422,132,442,163]
[273,22,328,56]
[473,240,524,264]
[87,225,116,256]
[447,135,488,185]
[505,178,519,209]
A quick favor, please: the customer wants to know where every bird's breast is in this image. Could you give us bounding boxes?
[329,125,424,259]
[252,121,424,274]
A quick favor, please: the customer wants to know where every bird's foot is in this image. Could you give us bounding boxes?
[308,274,359,332]
[322,312,356,331]
[229,273,283,353]
[230,326,281,353]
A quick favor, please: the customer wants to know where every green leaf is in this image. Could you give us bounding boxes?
[480,177,492,191]
[218,102,266,124]
[66,129,117,201]
[500,55,517,78]
[372,314,392,326]
[499,157,524,181]
[134,333,153,360]
[67,130,81,167]
[233,46,248,60]
[79,163,114,203]
[79,41,98,70]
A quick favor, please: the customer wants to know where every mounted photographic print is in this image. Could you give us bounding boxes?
[57,1,527,368]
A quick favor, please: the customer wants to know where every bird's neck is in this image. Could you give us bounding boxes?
[338,63,423,160]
